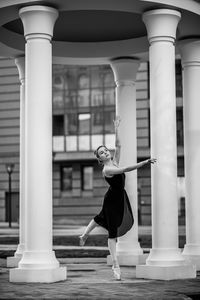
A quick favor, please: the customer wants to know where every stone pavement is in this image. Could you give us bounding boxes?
[1,223,199,299]
[0,257,200,299]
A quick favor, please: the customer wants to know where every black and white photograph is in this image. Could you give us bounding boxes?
[0,0,200,299]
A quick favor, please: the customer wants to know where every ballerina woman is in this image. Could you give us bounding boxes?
[79,116,156,280]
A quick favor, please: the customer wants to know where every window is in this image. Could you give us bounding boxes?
[52,64,116,152]
[91,67,103,88]
[92,111,103,134]
[104,88,115,105]
[176,60,182,97]
[65,113,77,135]
[53,90,64,110]
[78,113,91,134]
[177,107,184,146]
[104,110,115,133]
[82,166,93,190]
[104,72,114,87]
[53,115,64,136]
[77,89,90,107]
[53,75,64,89]
[78,74,90,89]
[91,89,103,106]
[61,166,72,191]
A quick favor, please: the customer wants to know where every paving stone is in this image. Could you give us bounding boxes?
[0,259,200,299]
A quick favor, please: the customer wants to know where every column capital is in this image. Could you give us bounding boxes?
[143,9,181,44]
[179,39,200,68]
[110,58,140,87]
[19,5,58,41]
[15,56,25,83]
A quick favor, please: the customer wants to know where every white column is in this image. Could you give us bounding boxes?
[10,6,66,283]
[7,57,26,268]
[180,40,200,270]
[136,9,196,280]
[107,58,147,266]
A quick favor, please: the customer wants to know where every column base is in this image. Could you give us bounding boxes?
[7,243,25,267]
[7,255,22,268]
[9,267,67,283]
[183,254,200,271]
[107,253,148,266]
[136,264,196,280]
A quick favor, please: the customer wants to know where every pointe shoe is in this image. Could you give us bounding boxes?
[79,234,88,246]
[112,266,121,280]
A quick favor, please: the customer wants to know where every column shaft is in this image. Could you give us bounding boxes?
[18,58,26,256]
[10,5,66,283]
[108,59,146,266]
[7,57,26,267]
[25,38,52,251]
[136,9,195,280]
[149,40,179,251]
[181,40,200,269]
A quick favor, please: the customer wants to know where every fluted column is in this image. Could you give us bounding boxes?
[136,9,195,280]
[10,6,66,283]
[107,58,147,266]
[7,57,26,268]
[180,40,200,270]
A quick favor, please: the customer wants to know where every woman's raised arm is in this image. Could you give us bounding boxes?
[112,116,121,166]
[103,158,157,177]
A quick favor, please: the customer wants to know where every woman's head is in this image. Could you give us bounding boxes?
[94,145,111,164]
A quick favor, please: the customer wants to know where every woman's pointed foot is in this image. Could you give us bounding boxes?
[79,234,88,246]
[112,266,121,280]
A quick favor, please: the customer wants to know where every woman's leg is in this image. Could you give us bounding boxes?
[108,238,121,280]
[79,219,98,246]
[108,238,119,267]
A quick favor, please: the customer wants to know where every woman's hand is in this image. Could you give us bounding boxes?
[146,158,157,164]
[113,116,121,129]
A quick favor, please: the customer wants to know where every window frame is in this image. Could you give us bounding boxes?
[81,165,93,191]
[60,165,73,191]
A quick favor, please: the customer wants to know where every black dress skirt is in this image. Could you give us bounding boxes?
[94,173,134,238]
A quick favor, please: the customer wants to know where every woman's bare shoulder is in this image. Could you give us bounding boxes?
[103,165,120,177]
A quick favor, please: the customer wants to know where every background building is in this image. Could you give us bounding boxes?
[0,57,184,226]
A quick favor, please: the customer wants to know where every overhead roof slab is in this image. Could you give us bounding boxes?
[0,0,200,64]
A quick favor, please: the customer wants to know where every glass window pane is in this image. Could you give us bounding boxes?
[177,108,184,146]
[78,113,91,134]
[105,134,115,149]
[53,75,64,90]
[91,67,103,88]
[104,111,115,133]
[82,166,93,190]
[176,60,182,97]
[65,68,77,90]
[79,135,90,150]
[77,89,90,107]
[53,115,64,136]
[65,114,77,135]
[104,72,114,87]
[78,74,90,89]
[65,91,77,108]
[92,112,103,134]
[53,136,64,152]
[91,89,103,106]
[66,136,77,151]
[104,88,115,105]
[61,167,72,191]
[53,90,64,110]
[91,135,103,150]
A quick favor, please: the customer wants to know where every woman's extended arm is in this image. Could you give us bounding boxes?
[103,158,156,177]
[112,116,121,166]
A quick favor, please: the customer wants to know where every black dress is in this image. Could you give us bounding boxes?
[94,173,134,238]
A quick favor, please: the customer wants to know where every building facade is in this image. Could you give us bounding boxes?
[0,58,184,226]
